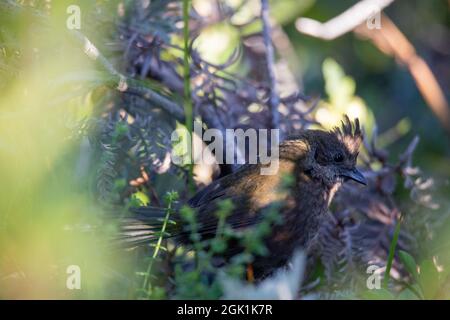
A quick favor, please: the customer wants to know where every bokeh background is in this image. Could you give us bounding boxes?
[0,0,449,299]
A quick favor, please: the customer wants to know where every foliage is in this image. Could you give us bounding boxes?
[0,0,449,300]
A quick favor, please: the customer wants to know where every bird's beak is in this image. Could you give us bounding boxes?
[341,168,367,185]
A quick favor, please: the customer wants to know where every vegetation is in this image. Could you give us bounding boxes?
[0,0,449,299]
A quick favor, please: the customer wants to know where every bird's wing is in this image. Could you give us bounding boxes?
[187,178,227,208]
[186,163,286,239]
[187,164,254,208]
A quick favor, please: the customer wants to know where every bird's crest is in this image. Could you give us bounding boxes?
[332,115,363,155]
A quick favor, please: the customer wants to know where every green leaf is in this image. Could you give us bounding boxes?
[150,286,167,299]
[361,288,395,300]
[131,191,150,206]
[396,288,420,300]
[171,122,192,167]
[271,0,315,25]
[398,250,419,280]
[211,238,227,254]
[322,58,356,108]
[113,121,129,140]
[418,259,440,299]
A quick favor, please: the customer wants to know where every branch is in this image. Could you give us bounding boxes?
[72,31,186,122]
[261,0,280,130]
[294,0,450,134]
[354,14,450,134]
[295,0,395,40]
[182,0,193,133]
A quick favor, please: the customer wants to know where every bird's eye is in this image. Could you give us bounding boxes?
[334,153,344,162]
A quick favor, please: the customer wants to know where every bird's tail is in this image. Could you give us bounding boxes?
[116,206,180,249]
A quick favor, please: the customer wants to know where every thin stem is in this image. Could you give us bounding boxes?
[383,215,403,288]
[261,0,280,131]
[183,0,193,134]
[141,201,174,296]
[182,0,195,192]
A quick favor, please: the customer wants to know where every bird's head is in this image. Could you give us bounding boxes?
[282,116,366,188]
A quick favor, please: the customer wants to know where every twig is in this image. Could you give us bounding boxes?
[272,25,304,91]
[295,0,395,40]
[383,214,403,288]
[183,0,193,134]
[295,0,450,134]
[141,198,174,297]
[261,0,280,130]
[182,0,195,192]
[355,14,450,134]
[71,31,186,122]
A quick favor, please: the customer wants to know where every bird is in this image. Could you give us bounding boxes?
[119,116,366,279]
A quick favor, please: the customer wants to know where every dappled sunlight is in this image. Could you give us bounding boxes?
[0,0,449,301]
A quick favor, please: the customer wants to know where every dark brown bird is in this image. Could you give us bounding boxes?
[120,116,366,279]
